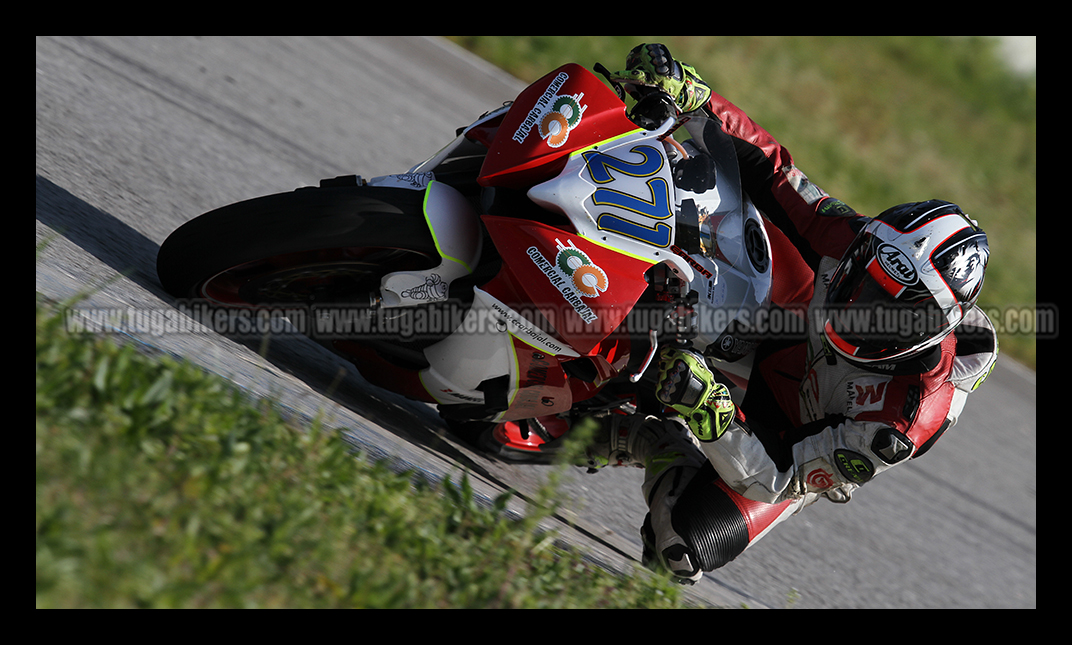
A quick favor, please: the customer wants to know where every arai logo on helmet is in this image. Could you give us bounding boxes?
[877,243,917,285]
[512,72,588,149]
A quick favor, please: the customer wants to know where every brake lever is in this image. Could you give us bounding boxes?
[630,329,659,383]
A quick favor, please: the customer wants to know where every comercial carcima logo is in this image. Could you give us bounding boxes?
[512,71,588,149]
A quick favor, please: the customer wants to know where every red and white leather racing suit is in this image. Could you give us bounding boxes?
[638,90,1000,573]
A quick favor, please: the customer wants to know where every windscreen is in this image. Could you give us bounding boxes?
[669,114,773,355]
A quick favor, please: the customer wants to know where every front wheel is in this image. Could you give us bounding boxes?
[156,184,441,306]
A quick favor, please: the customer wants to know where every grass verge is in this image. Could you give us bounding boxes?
[36,295,690,608]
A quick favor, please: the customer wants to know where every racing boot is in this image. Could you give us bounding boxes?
[581,413,679,470]
[641,458,706,584]
[582,413,709,583]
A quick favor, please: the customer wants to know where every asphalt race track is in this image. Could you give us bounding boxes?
[36,36,1036,608]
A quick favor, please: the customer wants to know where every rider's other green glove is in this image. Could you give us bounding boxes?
[608,43,712,114]
[655,347,735,442]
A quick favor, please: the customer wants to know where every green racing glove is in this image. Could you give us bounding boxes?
[609,43,712,114]
[655,347,735,442]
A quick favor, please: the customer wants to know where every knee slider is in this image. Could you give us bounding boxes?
[670,464,749,571]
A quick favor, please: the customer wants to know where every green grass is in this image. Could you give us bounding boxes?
[447,36,1036,368]
[36,295,690,608]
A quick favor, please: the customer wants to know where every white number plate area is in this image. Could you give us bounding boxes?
[527,133,684,270]
[582,143,676,250]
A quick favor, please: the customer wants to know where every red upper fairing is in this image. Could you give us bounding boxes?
[470,64,655,360]
[477,64,639,189]
[480,215,653,356]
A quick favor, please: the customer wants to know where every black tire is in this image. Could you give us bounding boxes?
[156,185,440,304]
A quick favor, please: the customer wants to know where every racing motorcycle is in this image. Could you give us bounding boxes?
[156,62,774,462]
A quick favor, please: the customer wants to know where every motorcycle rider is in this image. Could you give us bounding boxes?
[584,43,999,584]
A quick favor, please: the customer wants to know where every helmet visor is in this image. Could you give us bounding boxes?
[824,232,954,361]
